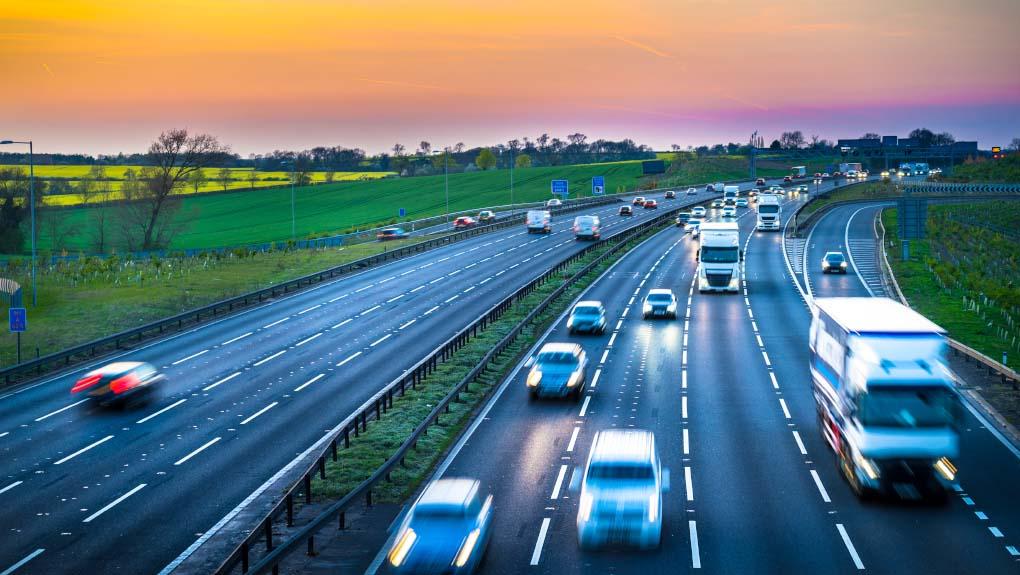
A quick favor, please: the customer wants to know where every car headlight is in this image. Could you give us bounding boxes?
[389,528,417,567]
[852,451,880,480]
[579,493,594,522]
[566,372,581,388]
[453,528,481,568]
[667,303,677,312]
[648,494,658,523]
[840,262,847,268]
[527,371,542,387]
[643,303,652,314]
[567,317,574,328]
[934,457,957,481]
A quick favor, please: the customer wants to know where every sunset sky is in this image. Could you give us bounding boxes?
[2,0,1019,155]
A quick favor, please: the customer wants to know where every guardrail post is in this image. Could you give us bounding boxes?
[307,535,315,557]
[286,494,294,526]
[319,456,326,479]
[344,427,350,448]
[366,489,373,507]
[331,439,338,461]
[304,474,312,504]
[241,542,249,573]
[339,511,346,530]
[265,519,274,551]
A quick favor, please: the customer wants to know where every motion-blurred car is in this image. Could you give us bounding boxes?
[721,206,737,218]
[712,182,725,194]
[525,210,552,234]
[453,216,477,229]
[643,199,658,209]
[832,171,842,178]
[797,185,809,194]
[377,227,410,241]
[618,205,633,216]
[822,172,831,178]
[783,175,793,182]
[705,184,716,192]
[477,210,495,223]
[821,251,848,274]
[710,199,725,208]
[685,187,698,195]
[387,478,493,574]
[748,189,758,197]
[632,196,646,206]
[573,215,601,240]
[769,185,784,195]
[642,289,677,319]
[735,198,749,208]
[880,171,890,180]
[568,301,607,335]
[664,190,676,199]
[687,218,703,237]
[675,212,692,227]
[546,198,563,207]
[572,429,668,550]
[72,362,164,407]
[755,178,766,186]
[691,206,707,217]
[526,343,588,400]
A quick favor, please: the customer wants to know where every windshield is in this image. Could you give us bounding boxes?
[588,463,654,480]
[856,386,959,428]
[573,306,601,316]
[537,352,579,366]
[688,219,702,226]
[701,246,739,263]
[647,293,673,302]
[825,253,845,263]
[759,205,779,214]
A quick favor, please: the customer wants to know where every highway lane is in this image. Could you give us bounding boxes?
[800,201,1020,571]
[0,182,754,573]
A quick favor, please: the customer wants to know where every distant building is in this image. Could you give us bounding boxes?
[836,136,977,154]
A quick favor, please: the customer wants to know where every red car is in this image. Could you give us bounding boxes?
[755,178,766,186]
[643,199,658,209]
[453,216,477,229]
[377,227,409,241]
[72,362,164,407]
[814,172,822,178]
[783,175,793,182]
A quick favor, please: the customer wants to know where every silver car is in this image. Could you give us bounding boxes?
[526,343,588,399]
[691,206,707,217]
[642,289,677,319]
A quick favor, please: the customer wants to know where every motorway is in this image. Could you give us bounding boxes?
[0,179,784,574]
[366,187,1020,574]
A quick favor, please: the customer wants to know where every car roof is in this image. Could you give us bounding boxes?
[575,300,604,308]
[416,478,479,510]
[381,227,403,232]
[590,429,656,464]
[89,361,147,375]
[824,251,844,257]
[647,288,674,296]
[539,342,582,354]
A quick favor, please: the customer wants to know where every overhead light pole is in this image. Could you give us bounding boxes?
[1,139,36,306]
[444,148,450,224]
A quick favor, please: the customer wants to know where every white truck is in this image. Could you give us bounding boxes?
[839,162,863,175]
[696,221,741,293]
[756,194,781,231]
[810,297,963,501]
[526,210,551,234]
[723,185,739,206]
[791,166,807,178]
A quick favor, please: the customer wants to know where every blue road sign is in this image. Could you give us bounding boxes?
[9,307,26,333]
[592,176,605,196]
[551,179,569,197]
[399,207,406,218]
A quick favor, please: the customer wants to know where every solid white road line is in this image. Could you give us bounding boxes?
[54,435,114,465]
[174,437,221,466]
[567,427,580,452]
[262,317,289,329]
[295,332,323,347]
[810,469,831,503]
[530,518,551,566]
[298,304,322,315]
[34,399,90,422]
[83,483,146,523]
[685,466,694,501]
[172,349,209,365]
[253,350,286,366]
[551,465,568,499]
[332,318,353,329]
[792,430,807,455]
[203,372,241,392]
[689,521,702,569]
[370,334,392,347]
[240,402,278,425]
[0,548,44,575]
[220,332,252,346]
[0,480,23,495]
[294,374,326,392]
[579,396,591,417]
[337,351,362,367]
[836,523,865,570]
[136,398,188,423]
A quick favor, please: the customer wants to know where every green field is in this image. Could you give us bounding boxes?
[944,153,1020,183]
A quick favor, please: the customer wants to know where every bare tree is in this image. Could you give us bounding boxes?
[392,143,406,157]
[89,175,112,253]
[862,132,880,139]
[454,142,465,154]
[418,141,432,156]
[125,129,228,250]
[1009,138,1020,152]
[217,167,232,191]
[324,170,336,183]
[245,170,259,190]
[187,169,208,193]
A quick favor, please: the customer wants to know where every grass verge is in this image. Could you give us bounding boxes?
[798,180,902,218]
[309,222,667,504]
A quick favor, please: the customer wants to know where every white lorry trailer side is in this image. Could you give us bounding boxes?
[723,185,739,206]
[809,297,962,500]
[756,194,781,231]
[697,221,741,293]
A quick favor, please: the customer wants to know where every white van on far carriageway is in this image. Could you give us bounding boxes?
[573,215,601,240]
[526,210,552,234]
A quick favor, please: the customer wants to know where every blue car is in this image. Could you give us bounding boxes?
[567,301,607,335]
[388,478,493,574]
[526,343,588,400]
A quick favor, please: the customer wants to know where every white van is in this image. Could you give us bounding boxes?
[526,210,551,234]
[573,215,601,240]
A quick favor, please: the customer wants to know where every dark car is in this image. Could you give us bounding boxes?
[755,178,766,186]
[821,251,848,274]
[568,301,607,335]
[477,210,495,223]
[783,175,793,182]
[453,216,477,229]
[643,199,658,209]
[388,478,493,574]
[377,227,409,241]
[619,205,634,216]
[664,190,676,199]
[72,361,164,407]
[676,212,692,227]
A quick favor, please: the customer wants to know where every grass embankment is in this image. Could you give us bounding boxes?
[309,224,665,503]
[883,204,1020,424]
[942,153,1020,183]
[0,238,435,367]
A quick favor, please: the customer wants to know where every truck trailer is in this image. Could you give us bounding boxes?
[696,221,741,293]
[809,297,962,501]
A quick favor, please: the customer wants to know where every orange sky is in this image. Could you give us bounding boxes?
[2,0,1018,154]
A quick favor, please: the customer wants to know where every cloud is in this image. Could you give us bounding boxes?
[612,35,670,58]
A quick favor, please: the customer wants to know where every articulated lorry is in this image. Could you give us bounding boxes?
[723,185,740,206]
[810,297,962,501]
[696,221,741,293]
[756,194,781,231]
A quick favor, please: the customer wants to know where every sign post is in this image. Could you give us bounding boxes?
[897,196,928,260]
[551,179,569,199]
[9,307,26,364]
[592,176,605,196]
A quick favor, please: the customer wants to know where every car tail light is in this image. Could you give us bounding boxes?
[110,373,141,394]
[72,374,103,393]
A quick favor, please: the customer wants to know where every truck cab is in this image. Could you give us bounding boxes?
[723,185,739,206]
[756,194,781,231]
[696,221,741,293]
[810,298,963,501]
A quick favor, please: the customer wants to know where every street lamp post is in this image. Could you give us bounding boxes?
[444,150,449,224]
[1,140,36,306]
